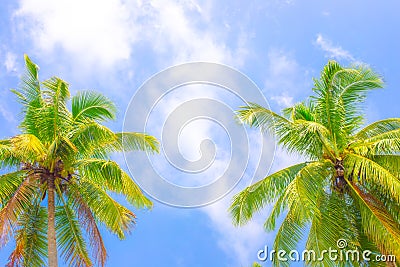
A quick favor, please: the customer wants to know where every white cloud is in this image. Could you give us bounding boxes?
[271,94,293,107]
[14,0,248,70]
[4,52,17,73]
[136,0,246,65]
[202,193,273,265]
[263,49,309,107]
[15,0,136,67]
[264,49,300,92]
[315,34,355,61]
[0,105,16,123]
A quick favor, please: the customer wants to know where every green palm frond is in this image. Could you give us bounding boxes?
[11,55,43,137]
[72,90,116,122]
[282,101,315,121]
[236,103,292,133]
[0,177,39,247]
[66,188,107,267]
[312,61,383,148]
[42,77,70,104]
[272,209,307,267]
[76,159,124,189]
[285,161,331,221]
[69,121,116,158]
[88,131,160,158]
[344,153,400,202]
[336,64,383,135]
[236,103,333,159]
[0,140,23,168]
[355,118,400,140]
[55,204,91,267]
[0,171,27,207]
[263,190,287,232]
[68,180,136,239]
[76,159,152,208]
[7,205,47,267]
[10,134,46,162]
[230,163,308,226]
[12,55,41,105]
[348,182,400,256]
[120,171,153,209]
[306,193,359,267]
[115,132,160,153]
[351,128,400,156]
[371,155,400,177]
[291,119,334,158]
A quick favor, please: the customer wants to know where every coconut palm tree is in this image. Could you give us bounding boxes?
[0,55,159,267]
[230,61,400,266]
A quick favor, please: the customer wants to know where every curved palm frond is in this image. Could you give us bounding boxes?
[306,193,360,267]
[114,132,160,153]
[371,155,400,178]
[237,103,333,159]
[55,203,91,267]
[355,118,400,140]
[272,208,307,267]
[72,90,116,122]
[7,205,47,267]
[347,181,400,256]
[68,180,136,239]
[344,153,400,202]
[236,102,292,133]
[0,176,39,247]
[76,159,152,208]
[66,187,107,267]
[0,171,27,207]
[11,55,43,137]
[69,120,116,159]
[230,162,308,226]
[282,101,315,121]
[10,134,46,162]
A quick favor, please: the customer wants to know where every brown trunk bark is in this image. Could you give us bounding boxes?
[47,174,58,267]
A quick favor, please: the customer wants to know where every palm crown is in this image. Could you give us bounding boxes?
[230,60,400,266]
[0,55,159,267]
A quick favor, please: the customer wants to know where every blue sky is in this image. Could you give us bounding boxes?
[0,0,399,266]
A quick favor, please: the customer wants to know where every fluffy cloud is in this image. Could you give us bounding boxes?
[202,195,273,265]
[15,0,136,67]
[3,52,17,73]
[264,49,309,108]
[315,34,355,61]
[271,94,293,107]
[0,105,15,124]
[14,0,247,69]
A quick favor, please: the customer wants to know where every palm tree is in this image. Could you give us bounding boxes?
[230,61,400,266]
[0,55,159,267]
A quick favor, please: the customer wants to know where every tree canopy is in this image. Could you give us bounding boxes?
[230,60,400,266]
[0,55,159,267]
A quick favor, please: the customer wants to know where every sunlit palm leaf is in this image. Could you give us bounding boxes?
[7,205,47,267]
[72,90,116,122]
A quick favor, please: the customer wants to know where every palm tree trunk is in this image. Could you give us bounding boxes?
[47,174,58,267]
